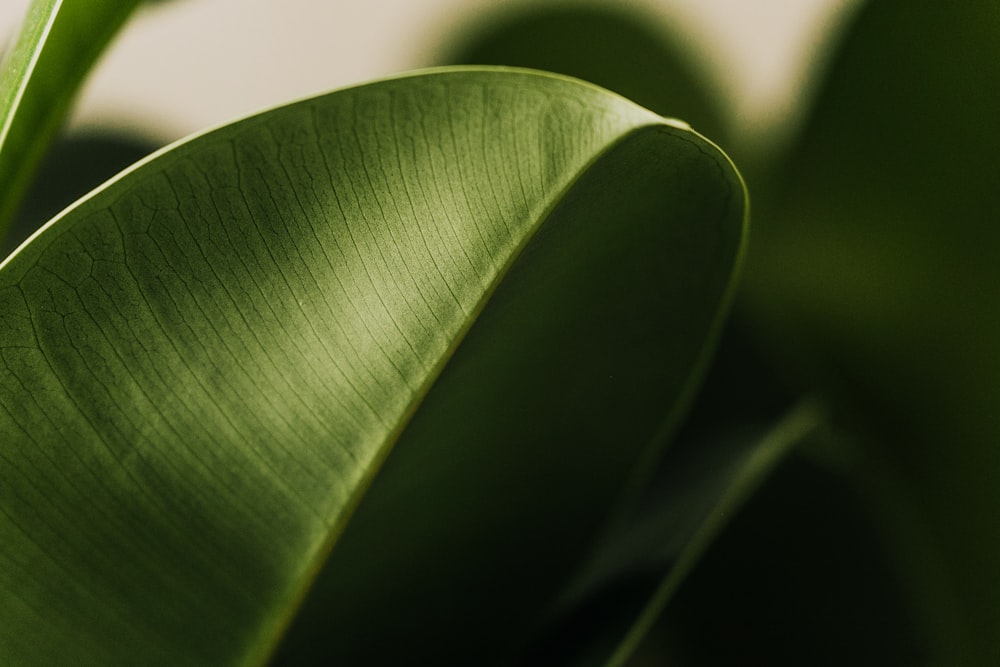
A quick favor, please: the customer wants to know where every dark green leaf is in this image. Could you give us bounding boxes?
[744,4,1000,661]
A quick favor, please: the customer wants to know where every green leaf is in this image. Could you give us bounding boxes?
[744,3,1000,662]
[0,68,746,665]
[0,0,142,245]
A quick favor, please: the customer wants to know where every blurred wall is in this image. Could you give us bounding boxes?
[1,0,855,144]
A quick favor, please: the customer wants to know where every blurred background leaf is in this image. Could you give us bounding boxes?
[437,3,729,152]
[743,3,1000,662]
[0,0,141,244]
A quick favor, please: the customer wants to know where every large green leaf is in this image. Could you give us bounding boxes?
[0,68,746,665]
[0,0,141,243]
[744,3,1000,662]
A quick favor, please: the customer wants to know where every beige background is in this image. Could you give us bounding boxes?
[1,0,857,143]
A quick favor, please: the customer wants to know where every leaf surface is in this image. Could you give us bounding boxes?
[0,68,746,665]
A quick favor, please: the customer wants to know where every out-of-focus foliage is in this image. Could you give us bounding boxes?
[0,0,141,239]
[746,3,1000,662]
